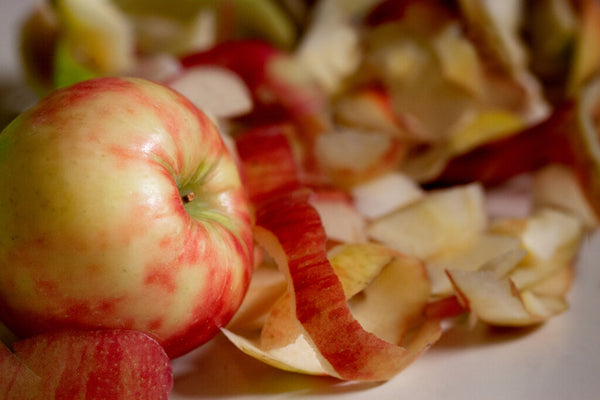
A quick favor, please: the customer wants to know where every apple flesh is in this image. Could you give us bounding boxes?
[0,77,254,358]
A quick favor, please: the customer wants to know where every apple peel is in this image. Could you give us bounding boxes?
[231,123,441,381]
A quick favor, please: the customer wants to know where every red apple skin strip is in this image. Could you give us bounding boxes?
[254,193,428,381]
[235,123,303,204]
[12,329,173,400]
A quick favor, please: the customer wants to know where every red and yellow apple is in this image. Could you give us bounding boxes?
[0,77,254,358]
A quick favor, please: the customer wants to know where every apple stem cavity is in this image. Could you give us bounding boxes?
[181,192,196,204]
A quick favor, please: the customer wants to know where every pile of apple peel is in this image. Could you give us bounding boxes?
[219,124,588,381]
[12,0,600,388]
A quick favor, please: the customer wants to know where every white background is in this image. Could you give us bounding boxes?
[1,2,599,399]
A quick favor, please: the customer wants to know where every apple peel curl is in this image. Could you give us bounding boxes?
[228,125,441,381]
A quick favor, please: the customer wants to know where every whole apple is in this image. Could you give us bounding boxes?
[0,77,254,358]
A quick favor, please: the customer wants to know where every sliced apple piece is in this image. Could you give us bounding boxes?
[328,243,398,298]
[333,85,410,138]
[566,0,600,94]
[426,233,524,297]
[432,23,485,96]
[221,328,329,376]
[457,0,527,73]
[314,128,407,187]
[529,264,574,297]
[447,269,556,326]
[309,190,367,243]
[367,183,488,259]
[507,208,584,290]
[347,251,430,344]
[166,65,253,119]
[54,0,135,74]
[351,171,424,220]
[294,0,361,93]
[12,329,173,399]
[532,164,599,229]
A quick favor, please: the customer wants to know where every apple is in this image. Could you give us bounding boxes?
[0,77,254,358]
[8,329,172,399]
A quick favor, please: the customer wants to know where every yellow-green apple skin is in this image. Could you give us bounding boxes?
[0,77,254,358]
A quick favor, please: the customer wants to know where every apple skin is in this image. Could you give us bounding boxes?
[0,77,254,358]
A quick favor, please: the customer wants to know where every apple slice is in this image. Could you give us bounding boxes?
[308,190,367,243]
[367,183,488,259]
[566,0,600,94]
[495,207,584,290]
[166,65,253,119]
[529,264,574,298]
[333,85,410,138]
[457,0,527,73]
[351,171,424,220]
[294,0,361,94]
[314,127,408,188]
[53,0,135,75]
[0,341,43,400]
[11,329,172,399]
[447,268,567,326]
[532,164,599,229]
[425,233,524,297]
[432,23,485,96]
[346,249,431,345]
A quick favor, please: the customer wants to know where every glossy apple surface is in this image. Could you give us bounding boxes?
[12,329,173,399]
[0,77,254,358]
